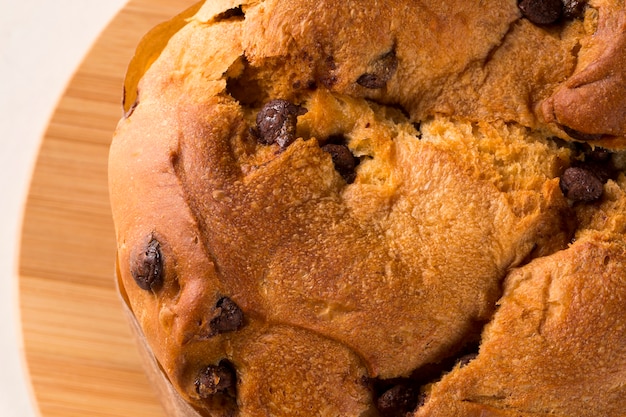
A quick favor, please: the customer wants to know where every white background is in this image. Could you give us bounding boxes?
[0,1,127,416]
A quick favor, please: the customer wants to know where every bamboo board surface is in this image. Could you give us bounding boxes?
[18,1,197,416]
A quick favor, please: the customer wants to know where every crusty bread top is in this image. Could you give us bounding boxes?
[109,1,626,416]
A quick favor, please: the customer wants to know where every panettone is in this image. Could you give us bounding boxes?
[109,0,626,415]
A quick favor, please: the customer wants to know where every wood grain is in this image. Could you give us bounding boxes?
[19,1,197,416]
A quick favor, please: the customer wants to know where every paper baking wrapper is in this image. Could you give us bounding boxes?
[117,273,203,417]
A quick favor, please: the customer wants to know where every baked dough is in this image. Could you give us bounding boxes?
[109,0,626,415]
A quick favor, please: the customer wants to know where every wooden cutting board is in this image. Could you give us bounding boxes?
[18,1,197,416]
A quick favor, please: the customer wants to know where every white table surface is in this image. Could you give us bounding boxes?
[0,1,127,415]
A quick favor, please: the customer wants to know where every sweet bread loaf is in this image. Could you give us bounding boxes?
[109,0,626,415]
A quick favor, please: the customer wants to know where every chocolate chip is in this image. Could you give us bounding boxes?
[561,125,604,142]
[131,238,163,291]
[357,51,398,89]
[377,384,424,417]
[209,297,244,336]
[560,166,604,202]
[518,0,562,25]
[195,361,237,399]
[581,161,614,185]
[254,99,307,149]
[563,0,587,19]
[321,143,357,183]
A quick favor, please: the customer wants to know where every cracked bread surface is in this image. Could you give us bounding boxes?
[109,0,626,416]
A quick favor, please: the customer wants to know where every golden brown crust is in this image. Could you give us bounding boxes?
[541,1,626,145]
[415,226,626,417]
[109,1,626,416]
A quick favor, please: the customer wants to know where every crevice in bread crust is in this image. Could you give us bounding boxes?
[475,17,520,75]
[212,5,245,22]
[414,226,626,415]
[170,128,231,292]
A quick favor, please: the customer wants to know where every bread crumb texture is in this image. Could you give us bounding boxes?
[109,0,626,416]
